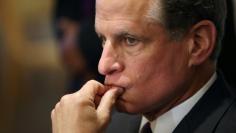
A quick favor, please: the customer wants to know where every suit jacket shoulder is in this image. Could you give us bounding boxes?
[173,73,236,133]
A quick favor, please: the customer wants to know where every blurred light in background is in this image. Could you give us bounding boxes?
[0,0,67,132]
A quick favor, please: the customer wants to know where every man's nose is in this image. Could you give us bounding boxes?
[98,42,123,75]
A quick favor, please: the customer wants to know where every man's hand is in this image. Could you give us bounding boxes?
[51,80,124,133]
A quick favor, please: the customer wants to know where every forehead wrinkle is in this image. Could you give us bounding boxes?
[95,19,133,38]
[95,17,146,37]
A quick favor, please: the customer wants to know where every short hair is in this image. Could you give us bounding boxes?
[146,0,227,60]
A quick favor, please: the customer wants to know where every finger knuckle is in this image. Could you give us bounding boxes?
[60,94,72,105]
[60,94,71,101]
[87,79,97,84]
[55,102,60,110]
[85,80,103,89]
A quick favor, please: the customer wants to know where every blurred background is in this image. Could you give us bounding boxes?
[0,0,102,132]
[0,0,66,133]
[0,0,235,133]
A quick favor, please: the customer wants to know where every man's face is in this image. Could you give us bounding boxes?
[95,0,192,114]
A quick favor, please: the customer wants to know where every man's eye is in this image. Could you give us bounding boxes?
[125,37,139,46]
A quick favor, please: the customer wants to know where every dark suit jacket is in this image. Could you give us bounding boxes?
[106,73,236,133]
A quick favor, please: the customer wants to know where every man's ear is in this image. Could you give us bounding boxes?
[187,20,216,66]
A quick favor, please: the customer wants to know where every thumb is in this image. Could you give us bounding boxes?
[96,88,124,123]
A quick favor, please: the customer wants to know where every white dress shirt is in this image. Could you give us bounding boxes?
[139,73,217,133]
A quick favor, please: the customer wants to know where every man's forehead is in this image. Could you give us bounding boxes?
[96,0,151,18]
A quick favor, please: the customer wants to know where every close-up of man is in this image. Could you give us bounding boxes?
[51,0,236,133]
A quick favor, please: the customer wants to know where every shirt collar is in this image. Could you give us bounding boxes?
[140,72,217,133]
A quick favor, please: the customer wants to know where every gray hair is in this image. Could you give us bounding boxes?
[146,0,227,60]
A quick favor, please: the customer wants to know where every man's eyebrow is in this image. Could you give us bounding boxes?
[95,28,133,38]
[117,31,150,42]
[95,26,146,41]
[114,31,129,37]
[114,31,140,38]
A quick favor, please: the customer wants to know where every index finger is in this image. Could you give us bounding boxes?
[76,80,107,101]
